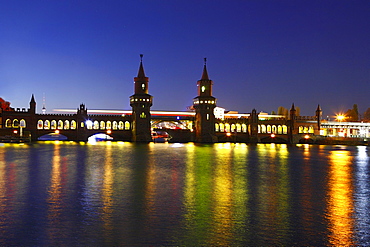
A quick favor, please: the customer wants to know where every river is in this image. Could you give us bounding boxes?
[0,142,369,246]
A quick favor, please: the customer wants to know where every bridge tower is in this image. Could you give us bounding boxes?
[130,55,153,142]
[249,109,259,142]
[193,58,217,143]
[316,104,322,134]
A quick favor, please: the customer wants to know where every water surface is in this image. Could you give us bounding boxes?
[0,142,369,246]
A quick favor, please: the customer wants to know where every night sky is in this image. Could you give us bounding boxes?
[1,1,369,117]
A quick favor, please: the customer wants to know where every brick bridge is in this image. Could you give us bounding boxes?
[0,57,323,143]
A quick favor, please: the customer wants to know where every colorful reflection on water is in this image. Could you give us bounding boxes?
[0,142,369,245]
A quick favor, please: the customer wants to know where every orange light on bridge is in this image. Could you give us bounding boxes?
[271,133,275,138]
[304,134,310,139]
[226,132,232,137]
[13,130,18,134]
[55,130,60,134]
[107,129,112,135]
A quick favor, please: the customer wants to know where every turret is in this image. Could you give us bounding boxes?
[29,94,36,114]
[130,55,153,142]
[193,58,217,143]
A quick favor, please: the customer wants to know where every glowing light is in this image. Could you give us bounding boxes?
[107,129,112,134]
[336,114,346,122]
[304,134,310,139]
[226,132,231,137]
[55,130,60,134]
[85,120,93,129]
[271,133,275,138]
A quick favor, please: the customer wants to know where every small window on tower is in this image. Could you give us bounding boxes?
[142,84,145,90]
[201,86,206,92]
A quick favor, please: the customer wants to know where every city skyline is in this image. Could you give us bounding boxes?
[1,1,369,116]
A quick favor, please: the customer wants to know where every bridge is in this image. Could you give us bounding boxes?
[2,56,368,143]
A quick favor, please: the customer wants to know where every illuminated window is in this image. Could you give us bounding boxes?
[71,120,76,130]
[272,125,277,134]
[44,120,50,129]
[80,122,84,128]
[112,121,118,130]
[142,83,145,90]
[106,121,112,130]
[261,124,266,133]
[100,121,105,130]
[236,124,241,132]
[267,125,271,133]
[94,121,99,130]
[283,125,288,134]
[58,120,63,129]
[64,120,70,130]
[118,121,124,130]
[219,123,225,132]
[206,114,209,120]
[51,120,56,129]
[278,125,282,134]
[242,124,247,133]
[13,119,19,128]
[140,112,146,118]
[201,86,206,92]
[258,124,261,133]
[215,123,219,132]
[309,126,314,133]
[37,120,43,129]
[231,124,236,132]
[5,119,11,128]
[225,123,230,132]
[125,121,130,130]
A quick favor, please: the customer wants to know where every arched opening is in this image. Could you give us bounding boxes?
[112,121,118,130]
[71,120,77,130]
[106,121,112,130]
[93,121,99,130]
[5,119,12,128]
[277,125,282,134]
[125,121,130,130]
[282,125,288,134]
[261,124,266,133]
[44,120,50,129]
[309,126,314,133]
[37,120,43,129]
[272,125,277,134]
[100,121,105,130]
[64,120,70,130]
[13,119,19,128]
[267,125,271,133]
[51,120,57,130]
[236,123,241,132]
[225,123,230,132]
[231,124,236,132]
[242,124,247,133]
[118,121,124,130]
[215,123,219,132]
[219,123,225,132]
[57,120,63,129]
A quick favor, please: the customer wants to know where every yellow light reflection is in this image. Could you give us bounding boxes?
[327,150,355,246]
[212,144,233,246]
[102,143,114,237]
[47,144,64,243]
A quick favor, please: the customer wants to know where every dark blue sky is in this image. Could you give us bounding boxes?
[1,0,369,116]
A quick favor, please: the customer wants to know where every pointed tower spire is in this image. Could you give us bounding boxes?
[30,94,36,103]
[201,57,209,80]
[290,103,295,111]
[137,54,146,78]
